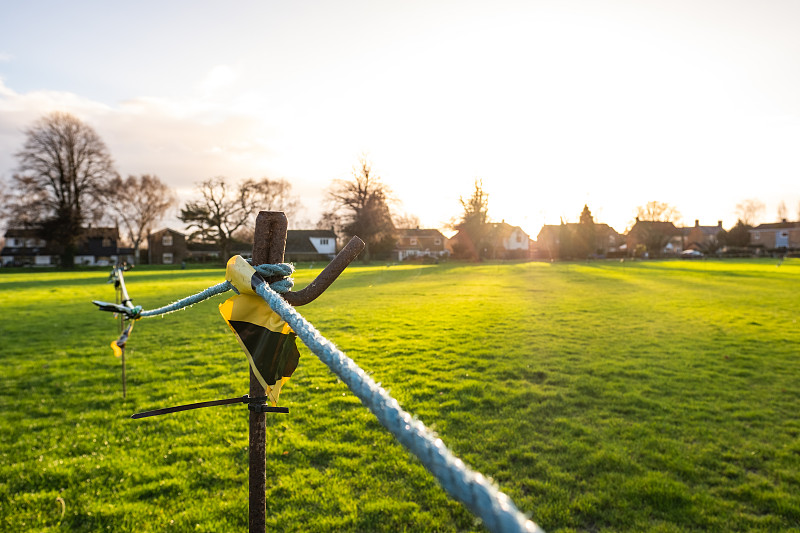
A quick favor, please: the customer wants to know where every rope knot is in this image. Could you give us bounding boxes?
[252,262,295,294]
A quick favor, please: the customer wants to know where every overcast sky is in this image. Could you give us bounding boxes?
[1,0,799,236]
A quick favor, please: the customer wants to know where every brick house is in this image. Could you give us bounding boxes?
[147,228,188,265]
[75,227,133,266]
[626,219,684,257]
[683,220,724,251]
[394,228,450,261]
[0,229,50,266]
[1,227,133,267]
[749,220,800,251]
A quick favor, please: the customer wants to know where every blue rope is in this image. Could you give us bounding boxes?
[136,264,294,318]
[253,281,543,533]
[138,281,233,317]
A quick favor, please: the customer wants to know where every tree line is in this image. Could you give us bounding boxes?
[177,156,408,263]
[1,112,177,266]
[548,199,778,260]
[2,112,794,266]
[0,112,411,265]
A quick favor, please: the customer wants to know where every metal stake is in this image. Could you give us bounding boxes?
[113,214,363,531]
[121,346,127,399]
[117,266,134,399]
[249,212,288,533]
[248,211,364,533]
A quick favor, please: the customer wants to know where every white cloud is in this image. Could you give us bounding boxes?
[0,76,291,212]
[197,64,239,96]
[3,0,800,237]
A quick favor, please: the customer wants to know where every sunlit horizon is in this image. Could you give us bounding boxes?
[1,0,799,238]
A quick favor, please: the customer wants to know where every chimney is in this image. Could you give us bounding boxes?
[694,219,699,227]
[782,218,788,224]
[717,221,722,228]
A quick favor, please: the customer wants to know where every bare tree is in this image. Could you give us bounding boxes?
[735,199,765,226]
[316,211,341,232]
[777,201,788,222]
[1,175,41,228]
[629,201,682,257]
[252,177,301,218]
[104,174,177,264]
[10,112,116,266]
[635,200,682,223]
[179,176,299,262]
[393,212,420,229]
[326,157,396,262]
[314,210,345,248]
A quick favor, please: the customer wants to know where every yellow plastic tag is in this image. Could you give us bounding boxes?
[110,340,122,357]
[225,255,257,295]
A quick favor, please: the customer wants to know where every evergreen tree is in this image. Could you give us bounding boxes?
[455,180,490,260]
[576,204,597,258]
[724,220,753,248]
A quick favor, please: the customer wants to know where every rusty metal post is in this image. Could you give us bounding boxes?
[117,266,133,399]
[249,212,288,533]
[121,347,127,399]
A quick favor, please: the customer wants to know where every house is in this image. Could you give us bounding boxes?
[535,225,560,260]
[626,219,684,257]
[147,228,188,265]
[451,222,530,260]
[536,223,622,260]
[749,220,800,250]
[186,241,222,262]
[682,220,724,251]
[284,229,338,262]
[394,228,450,261]
[489,222,530,259]
[75,227,134,266]
[186,240,251,263]
[182,229,336,263]
[1,229,50,266]
[1,227,133,267]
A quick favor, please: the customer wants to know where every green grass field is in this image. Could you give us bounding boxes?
[1,259,799,532]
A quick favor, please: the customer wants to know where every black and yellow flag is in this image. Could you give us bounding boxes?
[219,256,300,405]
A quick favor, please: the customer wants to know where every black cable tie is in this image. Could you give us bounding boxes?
[131,394,289,418]
[246,394,289,413]
[249,404,289,413]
